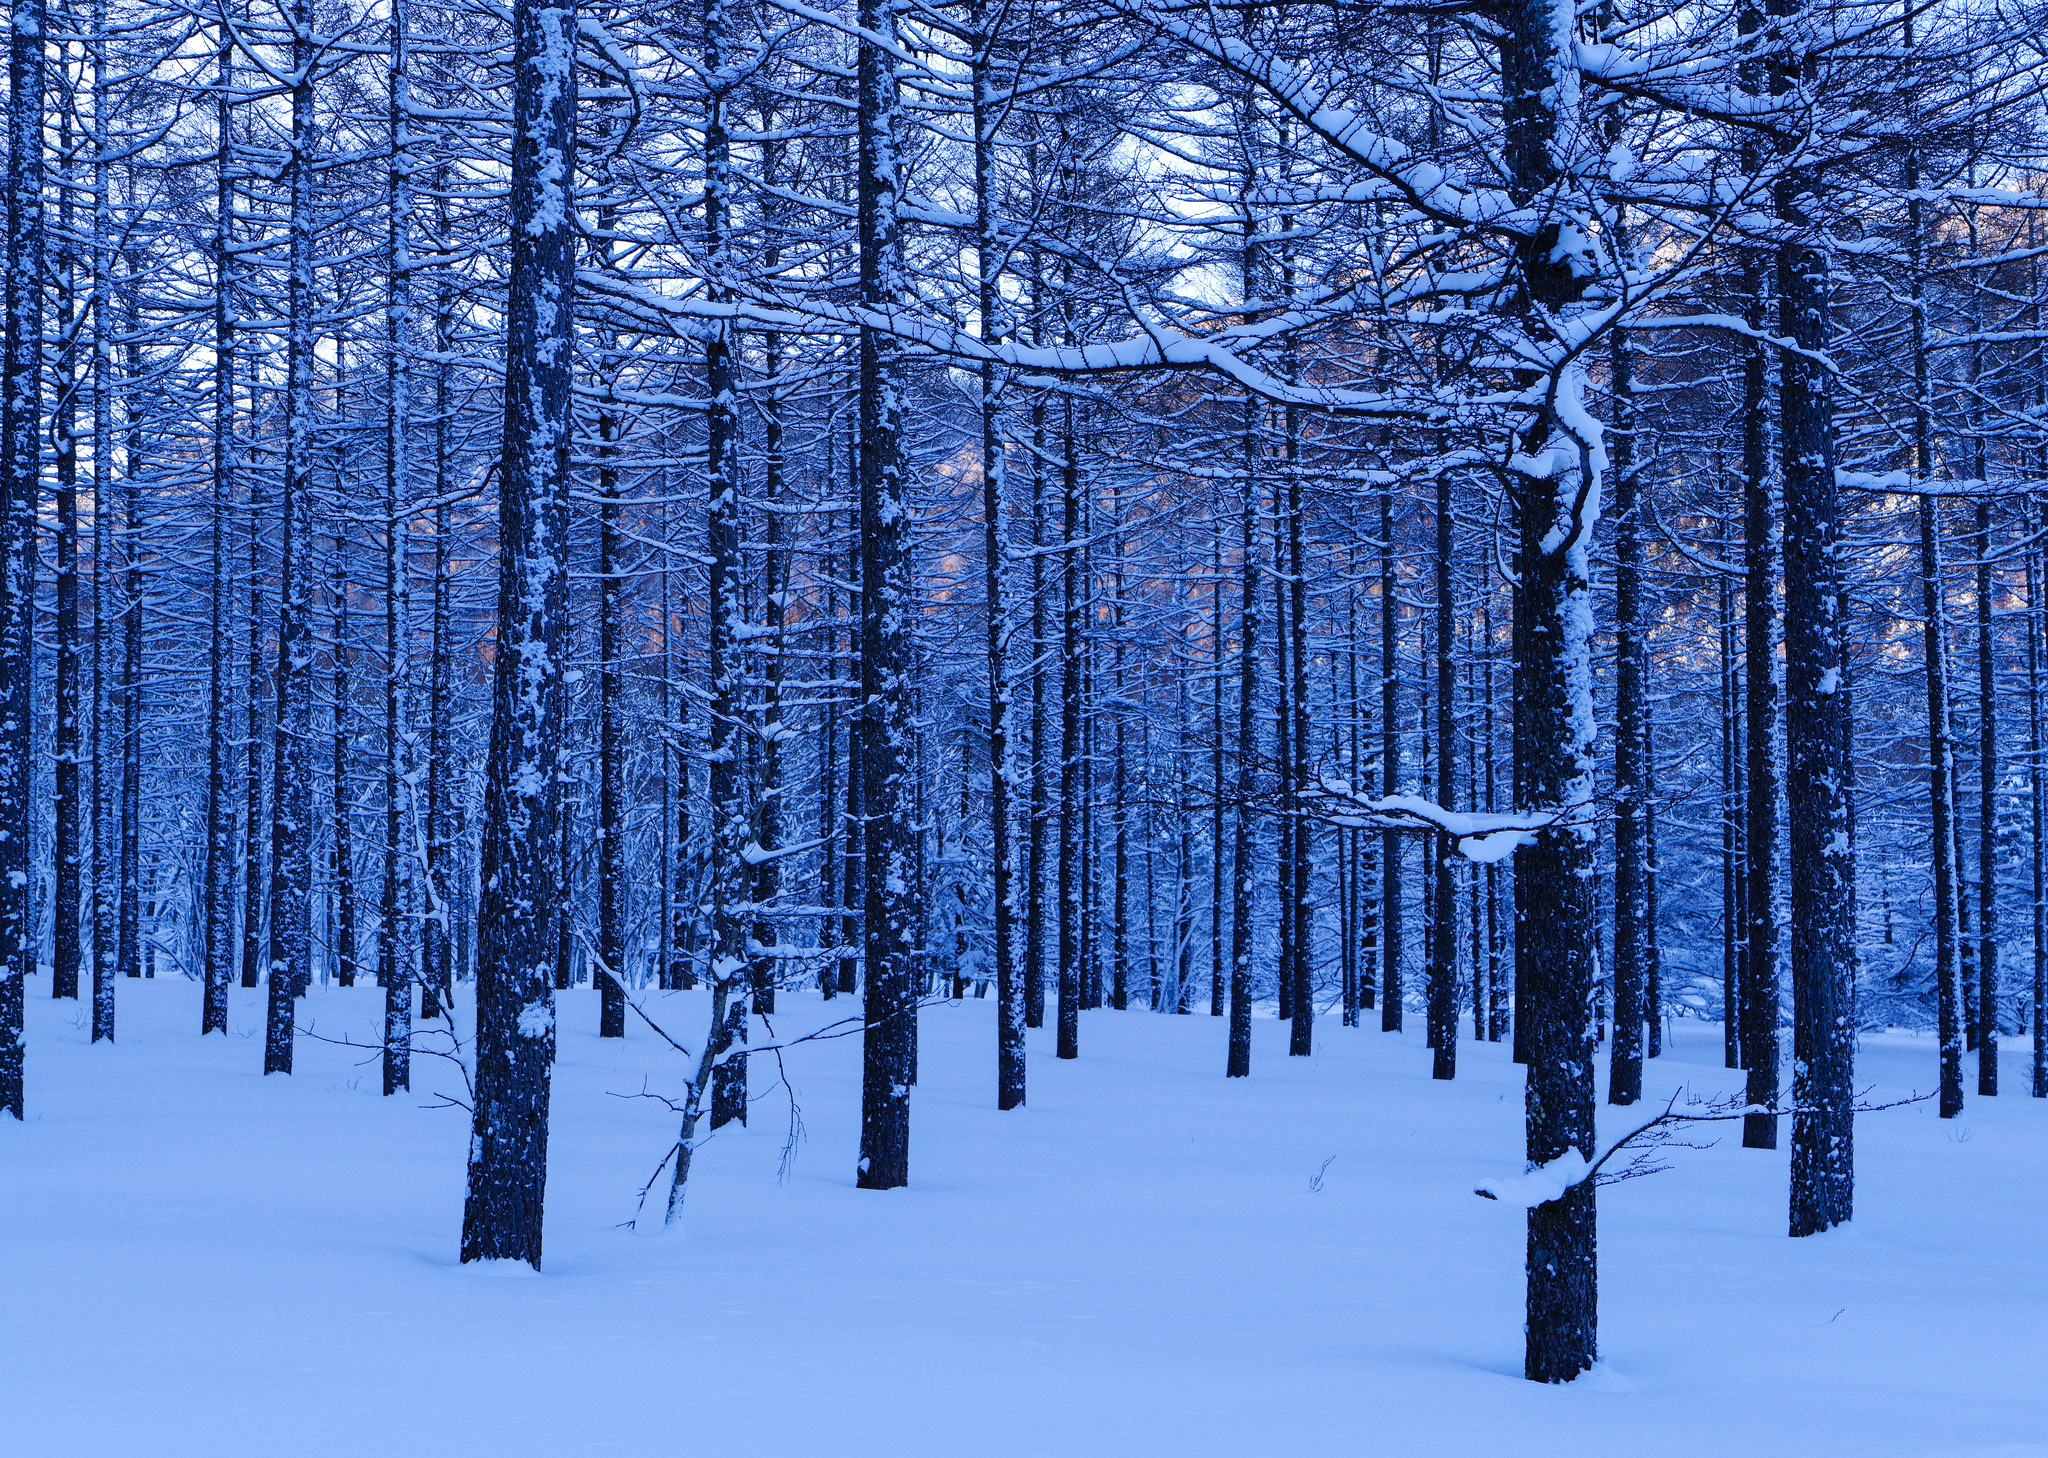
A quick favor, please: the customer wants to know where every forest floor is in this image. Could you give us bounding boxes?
[4,979,2044,1458]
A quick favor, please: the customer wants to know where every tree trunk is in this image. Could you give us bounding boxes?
[972,23,1023,1107]
[1974,499,1998,1095]
[263,0,320,1075]
[1907,175,1965,1119]
[0,0,47,1118]
[703,0,750,1130]
[1057,397,1083,1059]
[1284,404,1313,1054]
[1380,475,1404,1036]
[596,357,627,1039]
[331,534,356,989]
[51,146,81,1005]
[381,11,417,1093]
[853,0,912,1189]
[1428,458,1457,1077]
[89,46,115,1042]
[1779,225,1855,1234]
[1740,256,1780,1150]
[459,0,578,1268]
[1227,398,1260,1079]
[748,300,787,1025]
[239,433,268,991]
[1609,322,1645,1105]
[1501,0,1599,1378]
[2030,518,2045,1098]
[1720,531,1743,1069]
[420,204,455,1024]
[202,16,237,1033]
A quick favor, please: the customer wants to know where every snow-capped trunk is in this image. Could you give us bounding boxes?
[1736,250,1781,1153]
[1609,321,1645,1107]
[1226,395,1259,1080]
[1972,496,1997,1097]
[202,11,237,1034]
[1379,474,1403,1035]
[703,0,750,1130]
[1025,326,1049,1031]
[0,0,47,1117]
[331,536,357,991]
[51,93,81,1008]
[1904,168,1964,1122]
[1779,222,1855,1233]
[1057,395,1082,1060]
[854,0,913,1189]
[592,123,625,1039]
[420,181,456,1024]
[459,0,579,1270]
[89,14,115,1042]
[382,3,417,1095]
[596,381,626,1036]
[262,0,319,1076]
[1427,448,1456,1078]
[970,17,1023,1108]
[1499,0,1601,1384]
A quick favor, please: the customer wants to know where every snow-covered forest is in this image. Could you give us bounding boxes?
[6,0,2048,1444]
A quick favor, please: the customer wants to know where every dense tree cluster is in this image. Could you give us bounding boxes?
[4,0,2047,1380]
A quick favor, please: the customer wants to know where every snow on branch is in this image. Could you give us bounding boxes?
[1310,773,1556,864]
[1475,1087,1934,1209]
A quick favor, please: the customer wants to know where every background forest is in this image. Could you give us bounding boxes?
[4,0,2048,1430]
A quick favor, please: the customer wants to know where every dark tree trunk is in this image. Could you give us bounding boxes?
[331,535,356,989]
[1778,228,1855,1235]
[1908,176,1965,1120]
[1057,399,1082,1060]
[1210,523,1226,1017]
[1427,460,1457,1078]
[459,0,578,1269]
[853,0,912,1189]
[816,529,839,1001]
[748,307,788,1024]
[1501,0,1599,1378]
[1974,499,1998,1095]
[1380,476,1404,1036]
[263,4,320,1075]
[380,15,417,1093]
[1483,599,1506,1042]
[1643,697,1663,1057]
[420,237,455,1024]
[202,21,238,1033]
[116,315,141,990]
[702,0,750,1130]
[1274,494,1296,1029]
[2030,517,2046,1098]
[0,0,47,1117]
[1608,322,1645,1105]
[239,452,269,991]
[1286,405,1313,1056]
[51,229,80,1005]
[1740,258,1780,1151]
[88,136,115,1044]
[971,25,1023,1107]
[596,390,627,1039]
[1720,538,1743,1069]
[1513,440,1599,1382]
[1025,361,1049,1030]
[1226,397,1261,1080]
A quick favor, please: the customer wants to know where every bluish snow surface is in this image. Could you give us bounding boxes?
[4,981,2045,1457]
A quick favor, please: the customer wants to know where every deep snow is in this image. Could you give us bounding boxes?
[4,979,2044,1458]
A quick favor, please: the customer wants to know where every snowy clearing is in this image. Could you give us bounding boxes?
[4,982,2043,1458]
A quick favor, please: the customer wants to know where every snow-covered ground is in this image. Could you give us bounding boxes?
[4,979,2044,1458]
